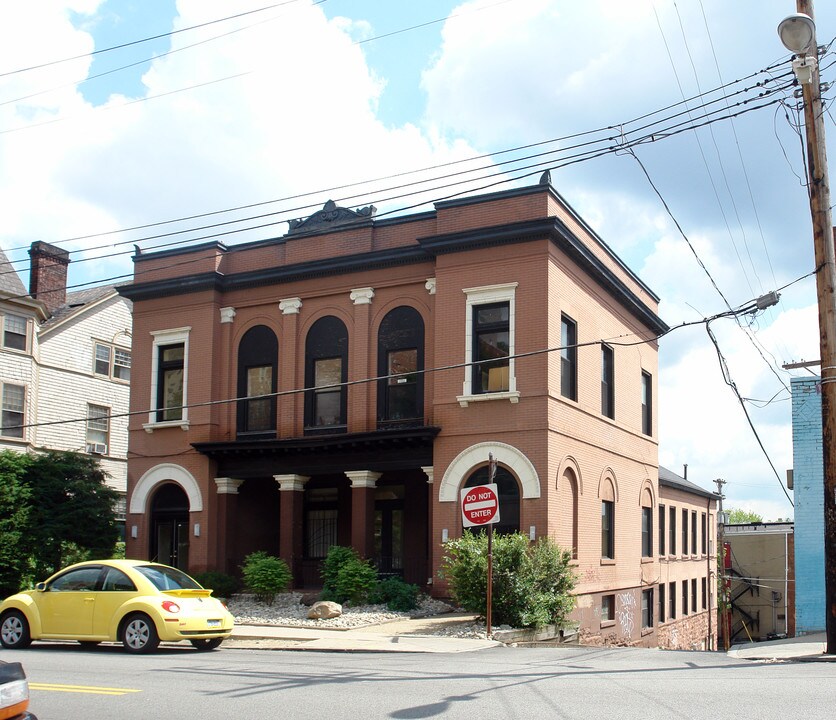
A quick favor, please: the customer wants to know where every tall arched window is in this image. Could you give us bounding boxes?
[464,465,520,535]
[559,467,579,559]
[237,325,278,437]
[377,306,424,426]
[305,316,348,434]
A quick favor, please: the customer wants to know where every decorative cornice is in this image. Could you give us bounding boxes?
[421,466,434,484]
[288,200,376,235]
[345,470,382,488]
[274,474,310,492]
[425,278,436,295]
[219,307,236,324]
[279,297,302,315]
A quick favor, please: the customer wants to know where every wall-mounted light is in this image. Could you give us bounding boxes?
[194,523,200,537]
[529,526,536,541]
[442,528,448,542]
[131,525,138,539]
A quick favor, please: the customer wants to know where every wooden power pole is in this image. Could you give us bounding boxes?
[786,0,836,654]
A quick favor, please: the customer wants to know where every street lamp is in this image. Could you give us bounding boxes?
[778,13,816,84]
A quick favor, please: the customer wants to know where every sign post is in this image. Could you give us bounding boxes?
[460,454,501,637]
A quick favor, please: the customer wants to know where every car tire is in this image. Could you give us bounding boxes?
[120,613,160,654]
[0,610,32,649]
[190,638,223,651]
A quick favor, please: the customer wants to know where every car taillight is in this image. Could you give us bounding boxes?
[161,600,181,613]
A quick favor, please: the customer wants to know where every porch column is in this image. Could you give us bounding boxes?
[349,287,374,432]
[345,470,381,559]
[422,466,434,586]
[279,297,302,437]
[274,474,309,581]
[218,308,236,434]
[214,477,243,574]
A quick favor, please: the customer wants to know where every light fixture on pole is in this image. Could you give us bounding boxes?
[778,12,817,84]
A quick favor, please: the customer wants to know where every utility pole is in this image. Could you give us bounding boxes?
[780,0,836,654]
[715,478,728,650]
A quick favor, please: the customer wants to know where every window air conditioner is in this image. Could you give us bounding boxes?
[88,443,107,455]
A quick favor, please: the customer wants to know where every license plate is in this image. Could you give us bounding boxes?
[207,619,221,628]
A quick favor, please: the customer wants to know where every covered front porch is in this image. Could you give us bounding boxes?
[194,426,439,589]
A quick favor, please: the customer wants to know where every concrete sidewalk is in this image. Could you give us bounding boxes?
[728,633,833,662]
[226,612,503,653]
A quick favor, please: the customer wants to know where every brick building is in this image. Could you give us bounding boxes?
[120,176,694,644]
[791,375,824,634]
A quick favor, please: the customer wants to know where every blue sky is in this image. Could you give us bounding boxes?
[2,0,836,520]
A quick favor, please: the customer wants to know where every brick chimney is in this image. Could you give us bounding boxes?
[29,241,70,314]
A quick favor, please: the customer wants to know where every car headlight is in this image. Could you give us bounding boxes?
[161,600,181,613]
[0,677,29,711]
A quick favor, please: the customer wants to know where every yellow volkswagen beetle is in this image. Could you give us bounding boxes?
[0,559,233,654]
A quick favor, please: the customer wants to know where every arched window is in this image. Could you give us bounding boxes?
[237,325,278,437]
[377,306,424,426]
[305,316,348,433]
[559,467,579,559]
[464,465,520,535]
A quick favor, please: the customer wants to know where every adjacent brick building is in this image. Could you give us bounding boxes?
[119,176,713,645]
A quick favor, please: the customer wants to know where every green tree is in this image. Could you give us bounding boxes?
[0,451,34,596]
[727,508,763,524]
[22,450,120,580]
[440,531,577,629]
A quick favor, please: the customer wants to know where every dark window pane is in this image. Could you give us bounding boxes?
[473,302,510,395]
[602,500,614,559]
[561,316,577,400]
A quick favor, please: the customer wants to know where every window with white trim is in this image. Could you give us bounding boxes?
[1,383,25,438]
[94,342,131,382]
[2,313,28,352]
[86,404,109,454]
[146,327,190,428]
[458,283,519,405]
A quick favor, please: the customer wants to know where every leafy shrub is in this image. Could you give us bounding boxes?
[241,551,291,605]
[111,541,125,559]
[193,570,240,600]
[369,576,419,612]
[440,531,576,628]
[320,546,378,605]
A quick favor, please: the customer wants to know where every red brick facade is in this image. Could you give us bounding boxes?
[120,178,713,646]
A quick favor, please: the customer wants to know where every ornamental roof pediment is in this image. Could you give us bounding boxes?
[287,200,376,236]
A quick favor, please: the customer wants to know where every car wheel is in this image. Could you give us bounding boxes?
[120,614,160,654]
[190,638,223,651]
[0,610,32,649]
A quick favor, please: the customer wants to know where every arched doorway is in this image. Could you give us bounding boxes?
[150,483,190,570]
[464,465,520,535]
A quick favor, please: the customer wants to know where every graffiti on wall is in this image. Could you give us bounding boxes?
[616,592,636,637]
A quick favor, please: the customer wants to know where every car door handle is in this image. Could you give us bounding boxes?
[84,597,95,602]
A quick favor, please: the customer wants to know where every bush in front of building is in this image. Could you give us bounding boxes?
[369,576,420,612]
[440,530,576,629]
[241,551,292,605]
[320,546,379,606]
[192,570,241,600]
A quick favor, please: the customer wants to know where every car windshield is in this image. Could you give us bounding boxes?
[135,565,202,591]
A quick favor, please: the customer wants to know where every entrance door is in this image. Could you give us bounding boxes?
[374,485,404,575]
[153,519,190,570]
[150,483,190,570]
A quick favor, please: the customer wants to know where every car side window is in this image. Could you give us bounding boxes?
[102,568,136,592]
[49,567,102,592]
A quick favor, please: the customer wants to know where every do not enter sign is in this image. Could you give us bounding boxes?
[461,483,500,527]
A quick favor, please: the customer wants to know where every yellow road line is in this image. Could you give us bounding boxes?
[30,683,141,696]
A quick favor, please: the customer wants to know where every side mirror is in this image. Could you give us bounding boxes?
[35,582,45,592]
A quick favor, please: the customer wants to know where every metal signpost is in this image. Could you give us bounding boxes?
[461,454,501,637]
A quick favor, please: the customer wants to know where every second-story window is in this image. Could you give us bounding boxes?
[305,316,348,433]
[378,306,424,425]
[642,505,653,558]
[641,370,652,435]
[3,314,27,352]
[601,344,614,418]
[1,383,25,438]
[561,315,577,401]
[473,302,510,393]
[601,499,615,559]
[86,404,109,454]
[157,343,184,422]
[659,503,666,556]
[236,325,278,436]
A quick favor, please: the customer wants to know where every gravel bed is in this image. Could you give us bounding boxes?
[227,593,488,638]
